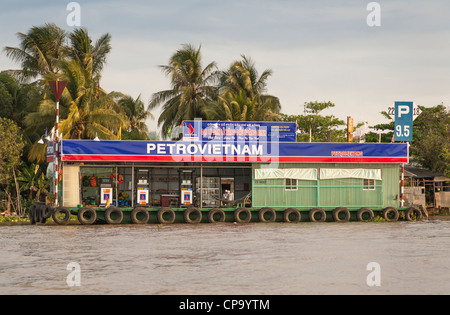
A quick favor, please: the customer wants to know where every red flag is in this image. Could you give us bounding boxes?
[48,79,68,102]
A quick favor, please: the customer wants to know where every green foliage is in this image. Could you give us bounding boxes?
[364,104,450,176]
[0,118,25,185]
[203,90,280,122]
[16,162,49,201]
[0,72,42,131]
[371,216,386,222]
[217,54,281,115]
[410,104,450,175]
[282,101,346,142]
[148,44,219,137]
[0,216,29,224]
[4,23,129,146]
[363,110,395,143]
[119,94,153,140]
[3,23,67,82]
[150,47,284,136]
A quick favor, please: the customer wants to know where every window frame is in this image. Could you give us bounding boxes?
[285,178,298,191]
[362,178,376,191]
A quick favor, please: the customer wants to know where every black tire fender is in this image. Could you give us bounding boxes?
[284,208,301,223]
[382,207,399,222]
[184,207,202,224]
[208,208,225,223]
[38,205,46,224]
[105,206,123,224]
[332,207,350,222]
[78,207,97,225]
[234,207,251,223]
[157,207,176,224]
[131,207,150,224]
[35,203,43,223]
[356,208,374,222]
[258,207,276,223]
[43,205,53,219]
[309,208,326,222]
[405,207,423,221]
[52,207,71,225]
[29,204,37,225]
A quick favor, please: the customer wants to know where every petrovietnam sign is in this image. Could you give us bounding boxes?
[61,140,408,164]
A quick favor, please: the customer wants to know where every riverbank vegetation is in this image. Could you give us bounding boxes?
[1,23,449,219]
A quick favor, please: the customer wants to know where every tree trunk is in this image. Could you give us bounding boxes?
[12,167,22,217]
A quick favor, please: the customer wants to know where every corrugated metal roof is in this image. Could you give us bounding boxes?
[404,166,450,181]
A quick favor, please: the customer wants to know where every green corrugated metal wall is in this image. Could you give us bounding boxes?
[252,163,400,209]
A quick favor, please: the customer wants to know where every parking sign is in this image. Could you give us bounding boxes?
[394,101,413,141]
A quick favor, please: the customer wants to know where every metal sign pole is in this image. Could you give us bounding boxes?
[55,98,59,207]
[200,163,203,209]
[392,101,417,209]
[48,79,68,207]
[401,162,405,207]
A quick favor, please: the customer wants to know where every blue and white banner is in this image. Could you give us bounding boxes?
[182,120,297,142]
[394,101,414,142]
[62,140,408,164]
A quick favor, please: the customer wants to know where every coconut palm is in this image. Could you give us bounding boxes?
[119,94,153,140]
[65,27,112,88]
[219,55,281,114]
[25,59,125,146]
[57,60,125,140]
[204,90,280,122]
[3,23,67,82]
[148,44,219,137]
[16,25,122,162]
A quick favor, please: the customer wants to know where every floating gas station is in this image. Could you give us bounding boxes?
[43,119,423,225]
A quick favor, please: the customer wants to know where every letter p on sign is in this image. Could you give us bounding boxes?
[395,101,413,121]
[397,106,410,118]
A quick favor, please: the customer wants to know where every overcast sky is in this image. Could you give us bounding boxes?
[1,0,449,133]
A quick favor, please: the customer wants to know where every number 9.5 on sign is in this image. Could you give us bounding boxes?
[395,121,412,142]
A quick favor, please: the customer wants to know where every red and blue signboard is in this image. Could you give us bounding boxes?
[182,120,297,142]
[61,140,408,163]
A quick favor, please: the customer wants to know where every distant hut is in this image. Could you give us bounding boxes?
[404,166,450,214]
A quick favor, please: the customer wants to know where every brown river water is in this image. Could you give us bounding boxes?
[0,219,449,295]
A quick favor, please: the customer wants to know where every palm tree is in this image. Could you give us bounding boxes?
[219,55,281,115]
[65,27,112,89]
[57,60,125,140]
[119,94,154,140]
[3,23,67,82]
[16,162,49,201]
[204,90,280,122]
[16,25,122,154]
[25,59,125,149]
[148,44,219,137]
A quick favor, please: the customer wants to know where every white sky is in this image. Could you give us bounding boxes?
[1,0,449,133]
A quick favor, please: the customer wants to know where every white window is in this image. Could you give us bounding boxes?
[363,179,376,190]
[285,178,298,191]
